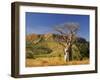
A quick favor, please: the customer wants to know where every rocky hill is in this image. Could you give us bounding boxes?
[26,33,87,43]
[26,33,89,60]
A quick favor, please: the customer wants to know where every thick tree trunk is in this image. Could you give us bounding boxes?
[64,48,69,62]
[64,45,72,62]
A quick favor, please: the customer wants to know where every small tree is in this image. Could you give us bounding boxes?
[54,22,79,62]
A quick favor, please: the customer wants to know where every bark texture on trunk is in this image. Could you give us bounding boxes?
[64,48,69,62]
[64,45,72,62]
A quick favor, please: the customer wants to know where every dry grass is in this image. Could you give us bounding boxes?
[26,57,89,67]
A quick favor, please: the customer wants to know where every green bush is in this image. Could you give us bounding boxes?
[75,42,89,60]
[26,44,53,59]
[32,46,52,55]
[26,51,35,59]
[72,45,81,60]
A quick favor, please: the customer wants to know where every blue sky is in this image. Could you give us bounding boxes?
[26,12,89,41]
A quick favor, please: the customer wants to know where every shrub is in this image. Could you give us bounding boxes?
[75,42,89,60]
[72,45,81,60]
[26,51,35,59]
[32,46,52,55]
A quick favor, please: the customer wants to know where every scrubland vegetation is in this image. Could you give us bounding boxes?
[26,33,89,67]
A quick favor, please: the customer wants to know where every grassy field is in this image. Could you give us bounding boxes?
[26,57,89,67]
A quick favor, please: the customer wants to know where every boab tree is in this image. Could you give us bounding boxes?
[54,22,79,62]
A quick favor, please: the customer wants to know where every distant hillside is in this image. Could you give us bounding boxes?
[26,33,88,43]
[26,33,39,41]
[26,33,89,60]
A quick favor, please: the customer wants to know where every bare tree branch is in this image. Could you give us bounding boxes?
[54,22,80,61]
